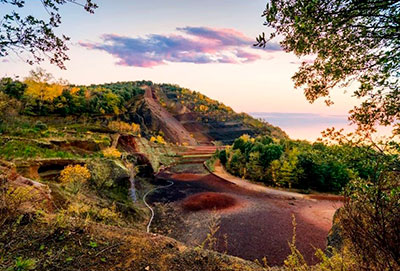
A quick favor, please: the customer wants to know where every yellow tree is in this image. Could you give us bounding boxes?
[24,68,64,110]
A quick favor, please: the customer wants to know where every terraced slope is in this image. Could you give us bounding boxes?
[143,86,198,145]
[154,83,288,144]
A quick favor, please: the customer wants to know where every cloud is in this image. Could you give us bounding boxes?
[79,26,281,67]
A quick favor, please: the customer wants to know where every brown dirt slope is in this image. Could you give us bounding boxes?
[144,86,198,145]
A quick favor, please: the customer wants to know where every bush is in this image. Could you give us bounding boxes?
[218,150,227,165]
[340,171,400,270]
[102,147,121,158]
[59,164,91,194]
[107,121,140,135]
[0,178,35,227]
[150,135,166,145]
[33,121,47,131]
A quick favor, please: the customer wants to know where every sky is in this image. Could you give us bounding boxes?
[0,0,364,140]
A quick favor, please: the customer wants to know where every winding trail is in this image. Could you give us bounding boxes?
[143,180,174,233]
[211,163,306,199]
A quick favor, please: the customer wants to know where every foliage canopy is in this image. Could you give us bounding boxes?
[256,0,400,133]
[0,0,97,68]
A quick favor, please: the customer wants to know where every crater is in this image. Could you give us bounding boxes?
[171,173,203,181]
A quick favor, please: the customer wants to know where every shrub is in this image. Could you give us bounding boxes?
[102,147,121,158]
[97,203,120,225]
[8,257,36,271]
[340,171,400,270]
[33,121,47,131]
[150,135,166,145]
[107,121,140,135]
[218,149,227,165]
[59,164,91,194]
[0,178,35,227]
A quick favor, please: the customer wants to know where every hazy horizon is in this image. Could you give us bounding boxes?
[249,112,350,141]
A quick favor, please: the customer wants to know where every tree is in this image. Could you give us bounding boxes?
[0,0,97,69]
[0,77,26,99]
[341,171,400,270]
[256,0,400,133]
[245,151,264,181]
[24,68,65,112]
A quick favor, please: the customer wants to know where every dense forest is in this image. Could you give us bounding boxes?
[218,134,400,193]
[0,70,147,117]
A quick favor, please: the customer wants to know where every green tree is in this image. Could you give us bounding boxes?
[0,0,97,69]
[226,149,246,177]
[0,77,26,99]
[259,144,284,168]
[257,0,400,133]
[245,151,264,181]
[279,148,300,188]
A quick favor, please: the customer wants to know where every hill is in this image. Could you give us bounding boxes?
[155,83,287,144]
[0,75,287,270]
[0,76,286,146]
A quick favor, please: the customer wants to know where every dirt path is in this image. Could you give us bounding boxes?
[144,87,197,145]
[213,163,306,200]
[148,148,343,266]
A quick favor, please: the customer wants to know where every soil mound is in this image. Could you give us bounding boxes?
[171,173,203,181]
[182,192,237,211]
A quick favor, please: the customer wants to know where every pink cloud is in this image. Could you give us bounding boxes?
[80,26,281,67]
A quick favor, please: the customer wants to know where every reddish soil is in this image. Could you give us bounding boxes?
[182,192,238,211]
[171,173,205,181]
[150,164,342,266]
[307,194,345,202]
[148,147,343,266]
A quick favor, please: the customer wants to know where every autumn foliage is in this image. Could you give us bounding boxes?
[59,164,91,194]
[102,147,121,158]
[108,121,140,135]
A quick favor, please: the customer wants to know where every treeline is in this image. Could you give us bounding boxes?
[218,134,389,192]
[159,84,287,139]
[0,69,149,116]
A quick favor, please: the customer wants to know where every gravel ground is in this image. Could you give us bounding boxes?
[149,162,342,266]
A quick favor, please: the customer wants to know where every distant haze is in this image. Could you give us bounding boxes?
[249,112,351,141]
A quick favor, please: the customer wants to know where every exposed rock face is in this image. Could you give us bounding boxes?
[118,135,139,153]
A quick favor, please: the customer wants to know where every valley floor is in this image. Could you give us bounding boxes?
[149,147,343,266]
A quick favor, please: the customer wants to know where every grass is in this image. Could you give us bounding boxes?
[205,155,218,172]
[0,140,77,160]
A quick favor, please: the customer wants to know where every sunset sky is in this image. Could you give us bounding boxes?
[0,0,363,139]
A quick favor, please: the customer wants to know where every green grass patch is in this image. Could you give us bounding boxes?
[0,140,76,160]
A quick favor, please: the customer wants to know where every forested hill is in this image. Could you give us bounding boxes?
[0,76,287,145]
[154,83,287,144]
